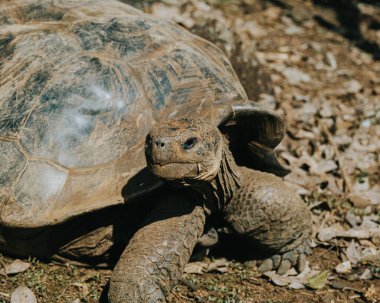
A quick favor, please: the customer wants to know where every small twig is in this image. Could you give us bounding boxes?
[57,283,71,299]
[320,120,352,193]
[297,291,317,297]
[0,291,11,302]
[168,291,194,303]
[0,257,8,278]
[334,239,340,259]
[318,243,337,259]
[52,254,109,269]
[178,277,198,291]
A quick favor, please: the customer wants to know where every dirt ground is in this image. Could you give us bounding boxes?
[1,0,379,302]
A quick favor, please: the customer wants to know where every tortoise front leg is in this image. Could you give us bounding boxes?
[108,190,205,303]
[224,168,312,274]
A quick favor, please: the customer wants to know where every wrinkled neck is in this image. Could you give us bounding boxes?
[186,140,241,213]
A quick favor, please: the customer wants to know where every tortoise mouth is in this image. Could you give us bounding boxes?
[149,162,200,180]
[149,158,221,182]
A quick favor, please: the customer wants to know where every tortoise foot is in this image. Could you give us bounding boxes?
[257,242,312,275]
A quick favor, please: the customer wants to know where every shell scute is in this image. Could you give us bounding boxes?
[2,160,68,225]
[72,17,157,58]
[20,55,140,169]
[0,141,26,193]
[14,2,65,22]
[0,0,249,227]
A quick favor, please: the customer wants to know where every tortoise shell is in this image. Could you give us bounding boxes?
[0,0,285,228]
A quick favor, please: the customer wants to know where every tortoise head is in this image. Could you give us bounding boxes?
[145,117,224,182]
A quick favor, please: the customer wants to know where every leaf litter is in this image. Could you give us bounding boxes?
[145,0,380,301]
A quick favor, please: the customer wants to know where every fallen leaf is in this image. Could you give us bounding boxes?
[348,193,372,208]
[364,285,378,301]
[345,241,362,265]
[281,67,311,85]
[150,3,180,22]
[288,281,305,289]
[263,262,318,288]
[263,271,291,286]
[326,52,337,69]
[360,269,373,280]
[0,260,31,276]
[345,212,361,228]
[184,262,205,274]
[285,25,303,35]
[318,223,380,243]
[313,160,338,174]
[11,287,37,303]
[307,270,330,289]
[206,258,229,273]
[343,80,362,94]
[318,224,344,241]
[72,282,89,297]
[184,259,230,274]
[335,261,352,274]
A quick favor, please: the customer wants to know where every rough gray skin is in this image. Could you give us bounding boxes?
[111,117,312,302]
[109,191,205,303]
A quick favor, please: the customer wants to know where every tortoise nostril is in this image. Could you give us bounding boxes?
[155,140,165,148]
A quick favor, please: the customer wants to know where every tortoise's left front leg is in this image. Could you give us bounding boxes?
[108,190,205,303]
[224,168,312,274]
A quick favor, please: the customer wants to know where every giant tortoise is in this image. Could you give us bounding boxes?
[0,0,312,302]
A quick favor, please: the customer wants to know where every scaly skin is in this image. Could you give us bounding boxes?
[146,117,313,278]
[224,168,312,273]
[108,191,205,303]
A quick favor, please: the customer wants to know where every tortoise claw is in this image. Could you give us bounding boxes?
[256,242,311,275]
[258,258,273,273]
[272,254,281,269]
[297,253,307,272]
[277,259,292,275]
[197,227,218,247]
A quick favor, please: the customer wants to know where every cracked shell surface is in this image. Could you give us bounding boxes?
[0,0,253,228]
[0,0,284,228]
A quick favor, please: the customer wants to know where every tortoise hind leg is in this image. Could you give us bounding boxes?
[224,168,312,274]
[108,190,205,303]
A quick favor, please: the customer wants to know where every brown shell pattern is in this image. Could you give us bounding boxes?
[0,0,247,227]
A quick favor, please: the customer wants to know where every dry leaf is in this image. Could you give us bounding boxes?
[343,80,362,94]
[184,262,205,274]
[345,212,362,227]
[364,285,378,301]
[318,224,344,242]
[360,269,373,280]
[345,241,362,265]
[184,259,230,274]
[335,261,352,274]
[72,282,89,297]
[206,258,229,273]
[11,287,37,303]
[263,271,291,286]
[307,270,330,289]
[263,262,319,288]
[318,222,380,242]
[0,260,31,276]
[280,67,311,85]
[288,281,305,289]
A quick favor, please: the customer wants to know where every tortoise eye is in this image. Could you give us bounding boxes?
[183,137,197,150]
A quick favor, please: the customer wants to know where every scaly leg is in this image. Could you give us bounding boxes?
[224,168,312,274]
[108,190,205,303]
